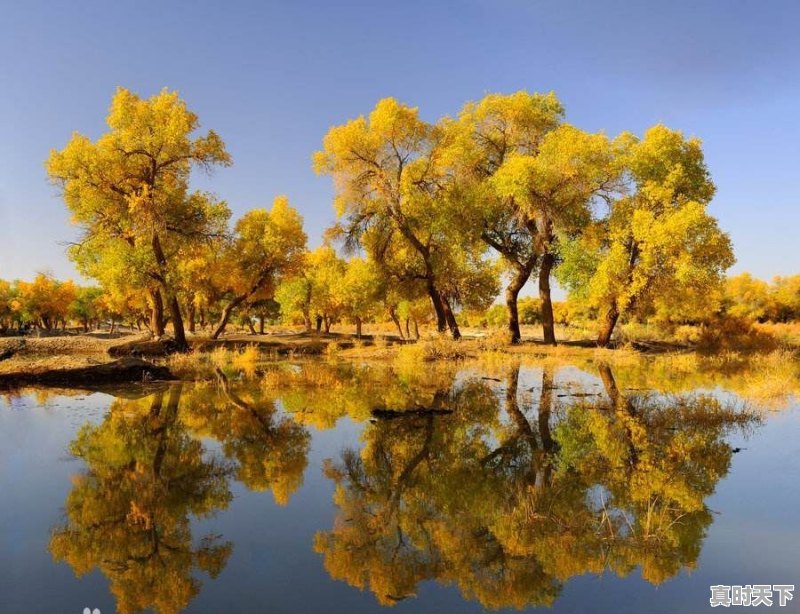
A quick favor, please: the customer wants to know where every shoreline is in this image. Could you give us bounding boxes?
[1,328,796,392]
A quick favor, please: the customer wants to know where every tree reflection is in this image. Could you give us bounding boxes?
[49,360,758,612]
[50,378,312,613]
[182,370,310,504]
[49,385,234,614]
[316,363,756,608]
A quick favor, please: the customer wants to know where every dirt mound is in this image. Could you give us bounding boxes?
[0,357,173,388]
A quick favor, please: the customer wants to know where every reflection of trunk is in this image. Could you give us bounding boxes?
[150,384,182,478]
[598,363,639,467]
[441,296,461,340]
[387,416,435,514]
[482,366,537,467]
[389,307,404,339]
[505,365,537,445]
[216,368,274,434]
[538,367,555,453]
[597,304,619,347]
[539,251,556,345]
[598,363,622,407]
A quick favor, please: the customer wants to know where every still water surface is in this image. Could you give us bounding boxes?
[1,360,798,613]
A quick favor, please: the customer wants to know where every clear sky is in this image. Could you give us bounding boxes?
[1,0,798,285]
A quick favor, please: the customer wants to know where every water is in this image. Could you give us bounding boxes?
[1,359,798,613]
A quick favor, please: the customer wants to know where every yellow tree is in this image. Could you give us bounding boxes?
[314,98,488,339]
[446,91,564,342]
[490,124,620,344]
[14,273,77,330]
[275,265,314,330]
[336,257,385,338]
[769,274,800,322]
[209,196,307,338]
[0,279,14,331]
[559,125,734,346]
[47,87,231,350]
[69,230,171,335]
[68,285,104,332]
[305,245,347,333]
[724,273,771,321]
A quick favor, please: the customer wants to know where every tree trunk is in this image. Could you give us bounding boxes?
[413,318,420,339]
[151,232,187,351]
[539,252,556,345]
[259,317,265,335]
[389,306,404,339]
[355,317,362,339]
[405,318,411,339]
[167,295,188,350]
[324,316,331,334]
[597,304,619,347]
[150,289,165,337]
[505,259,535,344]
[211,295,245,339]
[315,314,323,333]
[187,303,196,333]
[441,295,461,340]
[247,317,256,334]
[210,267,273,340]
[427,282,447,333]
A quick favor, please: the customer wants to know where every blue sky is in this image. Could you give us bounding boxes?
[1,0,798,285]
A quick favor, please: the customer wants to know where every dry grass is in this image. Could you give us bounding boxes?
[166,351,208,379]
[325,341,340,360]
[477,328,513,351]
[231,344,260,374]
[755,322,800,350]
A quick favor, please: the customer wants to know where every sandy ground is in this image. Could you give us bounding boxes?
[0,323,683,385]
[0,332,144,376]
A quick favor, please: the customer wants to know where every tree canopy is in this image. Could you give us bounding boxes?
[37,86,771,347]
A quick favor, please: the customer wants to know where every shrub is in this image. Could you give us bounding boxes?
[478,328,513,351]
